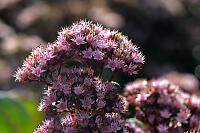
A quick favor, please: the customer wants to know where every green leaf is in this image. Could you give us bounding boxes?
[0,113,13,133]
[0,97,31,133]
[19,99,43,130]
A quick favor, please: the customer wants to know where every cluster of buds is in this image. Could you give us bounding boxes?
[124,79,200,133]
[15,20,145,133]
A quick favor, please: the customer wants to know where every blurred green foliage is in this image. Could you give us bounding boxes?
[0,92,43,133]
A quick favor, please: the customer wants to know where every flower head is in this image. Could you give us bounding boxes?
[124,79,200,132]
[15,20,144,82]
[15,20,145,133]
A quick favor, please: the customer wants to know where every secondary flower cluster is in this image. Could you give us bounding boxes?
[124,79,200,133]
[15,20,144,82]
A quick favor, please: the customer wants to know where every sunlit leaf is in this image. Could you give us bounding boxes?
[20,99,43,129]
[0,91,43,133]
[0,97,31,133]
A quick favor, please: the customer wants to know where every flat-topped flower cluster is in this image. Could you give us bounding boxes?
[15,20,144,82]
[124,79,200,133]
[15,20,145,133]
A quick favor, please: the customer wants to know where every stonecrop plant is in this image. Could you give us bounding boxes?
[15,20,200,133]
[15,20,145,133]
[124,79,200,133]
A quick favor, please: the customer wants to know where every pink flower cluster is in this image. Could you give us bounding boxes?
[15,20,145,133]
[35,67,128,132]
[15,20,144,82]
[124,79,200,133]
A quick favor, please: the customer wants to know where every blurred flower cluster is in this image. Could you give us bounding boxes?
[124,79,200,133]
